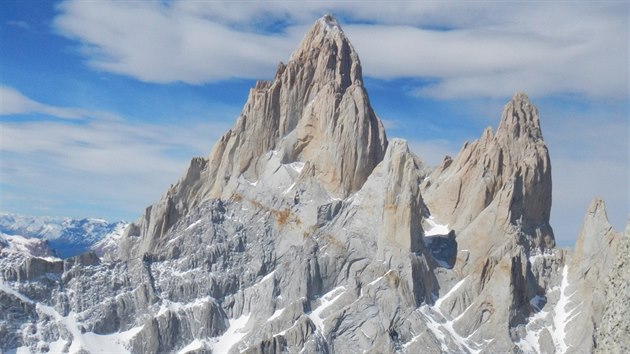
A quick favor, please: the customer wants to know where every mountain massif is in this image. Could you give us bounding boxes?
[1,15,628,354]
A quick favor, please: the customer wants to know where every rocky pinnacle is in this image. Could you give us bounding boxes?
[123,15,388,254]
[422,92,554,251]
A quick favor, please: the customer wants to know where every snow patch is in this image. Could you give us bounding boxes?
[367,270,396,287]
[267,307,285,322]
[185,219,202,231]
[551,265,579,354]
[412,278,483,354]
[178,339,205,354]
[289,161,305,174]
[283,182,297,194]
[157,297,212,317]
[35,302,142,353]
[418,305,481,354]
[261,270,276,283]
[434,277,467,309]
[424,216,450,236]
[0,279,34,304]
[308,286,346,333]
[209,313,251,353]
[528,249,555,265]
[517,307,549,353]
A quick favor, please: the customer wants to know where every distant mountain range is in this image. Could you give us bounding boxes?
[0,213,127,258]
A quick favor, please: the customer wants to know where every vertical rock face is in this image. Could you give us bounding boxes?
[571,198,620,279]
[357,139,428,253]
[422,92,554,251]
[553,198,623,352]
[123,15,387,256]
[596,220,630,353]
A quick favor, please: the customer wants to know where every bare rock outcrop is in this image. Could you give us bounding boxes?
[556,198,622,352]
[354,139,428,253]
[596,219,630,353]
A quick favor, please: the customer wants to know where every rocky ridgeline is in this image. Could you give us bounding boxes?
[1,15,628,354]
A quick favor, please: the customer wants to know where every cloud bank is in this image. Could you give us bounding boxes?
[53,1,628,99]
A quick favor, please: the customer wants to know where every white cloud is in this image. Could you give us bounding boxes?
[53,1,300,83]
[52,1,628,99]
[1,85,83,119]
[1,86,229,220]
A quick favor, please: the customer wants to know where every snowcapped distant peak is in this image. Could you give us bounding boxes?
[0,212,127,258]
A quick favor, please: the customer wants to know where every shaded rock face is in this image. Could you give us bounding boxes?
[1,15,628,354]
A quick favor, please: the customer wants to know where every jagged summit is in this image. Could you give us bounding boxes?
[497,91,544,142]
[584,197,610,222]
[564,197,623,351]
[422,91,554,249]
[122,15,387,254]
[319,14,341,31]
[209,13,383,199]
[289,13,362,90]
[303,14,343,39]
[573,197,617,263]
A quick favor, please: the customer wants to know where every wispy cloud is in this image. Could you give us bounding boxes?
[1,86,229,220]
[53,1,300,83]
[1,85,88,120]
[53,1,628,99]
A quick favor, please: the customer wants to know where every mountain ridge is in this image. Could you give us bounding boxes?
[0,212,127,258]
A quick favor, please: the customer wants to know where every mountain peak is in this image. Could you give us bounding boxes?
[584,197,612,229]
[290,14,362,88]
[318,14,341,33]
[511,91,531,102]
[124,16,387,246]
[497,91,543,142]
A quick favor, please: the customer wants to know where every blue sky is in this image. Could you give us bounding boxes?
[1,1,628,246]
